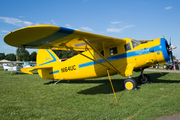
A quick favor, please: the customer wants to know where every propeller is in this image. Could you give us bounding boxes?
[168,37,177,72]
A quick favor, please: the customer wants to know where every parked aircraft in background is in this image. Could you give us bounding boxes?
[1,61,36,74]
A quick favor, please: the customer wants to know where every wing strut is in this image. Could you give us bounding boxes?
[71,49,114,70]
[83,39,120,74]
[63,39,119,72]
[107,69,118,103]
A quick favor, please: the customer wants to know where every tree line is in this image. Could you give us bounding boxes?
[0,46,37,61]
[0,46,78,61]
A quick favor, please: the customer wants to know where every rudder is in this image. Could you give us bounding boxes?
[36,49,60,79]
[37,49,60,67]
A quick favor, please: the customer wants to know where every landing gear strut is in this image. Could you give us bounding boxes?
[139,71,151,84]
[123,71,152,90]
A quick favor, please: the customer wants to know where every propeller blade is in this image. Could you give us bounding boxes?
[168,37,177,72]
[169,38,171,47]
[170,51,176,72]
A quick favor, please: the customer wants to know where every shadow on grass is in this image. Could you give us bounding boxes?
[149,72,180,84]
[3,72,26,75]
[3,71,38,75]
[44,72,180,95]
[13,72,38,75]
[77,79,124,95]
[44,79,125,94]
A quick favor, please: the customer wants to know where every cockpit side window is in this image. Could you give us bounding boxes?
[124,42,131,51]
[110,47,118,55]
[100,50,104,56]
[132,40,141,48]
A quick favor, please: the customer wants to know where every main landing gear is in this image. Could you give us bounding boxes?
[124,77,137,90]
[123,71,152,90]
[139,71,151,84]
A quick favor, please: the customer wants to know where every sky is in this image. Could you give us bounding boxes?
[0,0,180,58]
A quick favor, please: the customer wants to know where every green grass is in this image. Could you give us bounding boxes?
[1,70,180,120]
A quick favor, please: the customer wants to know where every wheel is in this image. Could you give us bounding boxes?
[166,66,169,70]
[124,78,137,90]
[139,74,151,84]
[163,65,166,69]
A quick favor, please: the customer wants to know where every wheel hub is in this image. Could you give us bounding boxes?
[125,82,133,90]
[141,77,148,83]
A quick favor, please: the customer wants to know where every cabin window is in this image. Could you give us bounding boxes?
[124,42,131,51]
[110,47,118,55]
[100,50,104,56]
[132,40,140,48]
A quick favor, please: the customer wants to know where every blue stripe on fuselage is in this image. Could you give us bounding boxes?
[49,70,59,75]
[79,38,169,68]
[78,49,150,68]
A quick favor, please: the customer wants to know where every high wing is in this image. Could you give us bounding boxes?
[4,25,128,75]
[4,25,126,51]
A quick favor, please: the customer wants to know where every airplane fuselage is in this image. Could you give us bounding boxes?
[36,37,170,80]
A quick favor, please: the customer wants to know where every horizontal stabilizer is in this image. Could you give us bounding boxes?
[21,66,52,74]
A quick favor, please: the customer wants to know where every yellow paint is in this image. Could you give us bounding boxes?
[4,25,170,81]
[125,82,133,90]
[22,37,169,80]
[4,25,60,47]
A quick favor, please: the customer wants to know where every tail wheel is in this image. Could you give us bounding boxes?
[139,74,151,84]
[124,78,137,90]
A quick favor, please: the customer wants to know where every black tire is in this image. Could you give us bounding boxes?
[139,74,151,84]
[166,66,169,70]
[124,78,137,90]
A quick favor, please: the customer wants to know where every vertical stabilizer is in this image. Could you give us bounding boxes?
[37,49,60,67]
[36,49,60,79]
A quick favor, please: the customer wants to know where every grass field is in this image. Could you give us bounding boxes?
[1,69,180,120]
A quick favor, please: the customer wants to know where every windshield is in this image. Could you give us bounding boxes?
[132,39,141,48]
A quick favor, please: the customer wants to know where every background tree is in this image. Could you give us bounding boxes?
[16,46,30,61]
[23,51,30,61]
[173,55,176,60]
[67,51,77,58]
[53,50,78,59]
[5,53,16,61]
[0,53,5,60]
[53,50,62,58]
[2,49,77,61]
[30,52,37,61]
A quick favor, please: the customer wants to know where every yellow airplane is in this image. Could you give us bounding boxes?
[4,25,177,91]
